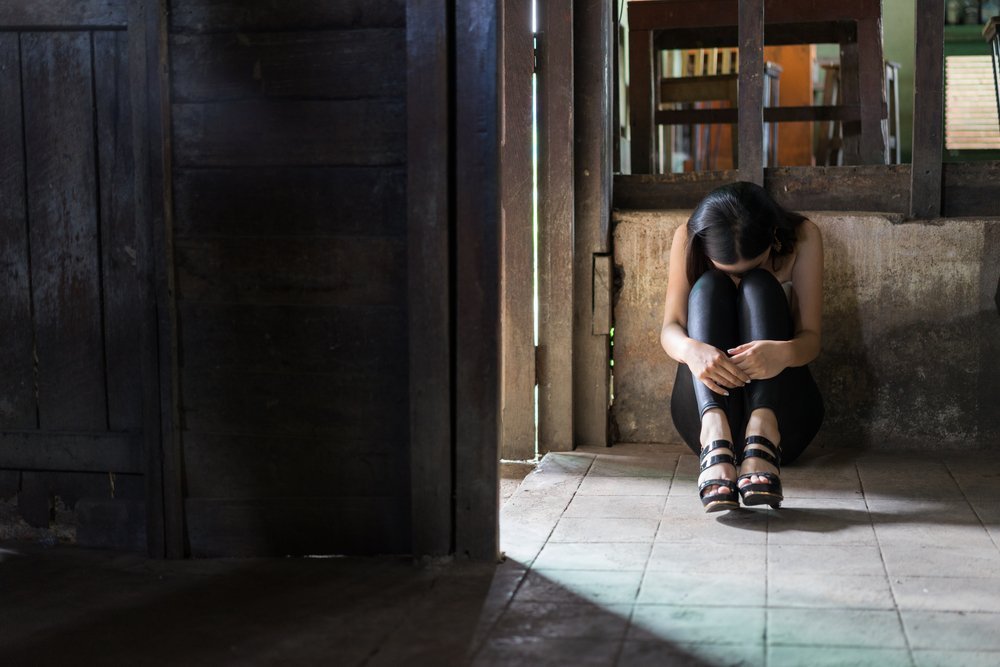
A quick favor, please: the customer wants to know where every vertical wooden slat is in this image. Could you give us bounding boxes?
[910,0,945,219]
[95,30,143,432]
[406,0,453,557]
[857,15,887,164]
[573,0,613,447]
[537,0,574,454]
[499,0,535,461]
[737,0,764,185]
[22,31,108,431]
[454,0,500,560]
[130,0,180,558]
[839,24,862,164]
[0,34,38,430]
[627,27,654,174]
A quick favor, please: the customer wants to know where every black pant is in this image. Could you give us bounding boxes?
[670,269,824,464]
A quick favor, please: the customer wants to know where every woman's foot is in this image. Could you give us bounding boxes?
[738,409,783,507]
[698,410,738,511]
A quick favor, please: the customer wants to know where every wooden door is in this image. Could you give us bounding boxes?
[0,1,159,551]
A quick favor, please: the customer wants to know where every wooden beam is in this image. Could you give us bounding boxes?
[574,0,613,447]
[406,0,452,558]
[499,0,535,461]
[656,104,868,125]
[628,28,655,173]
[910,0,945,219]
[0,0,127,28]
[738,0,764,185]
[857,15,887,163]
[0,431,142,473]
[454,0,500,560]
[537,0,574,454]
[132,0,182,558]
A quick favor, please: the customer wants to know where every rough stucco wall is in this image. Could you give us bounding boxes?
[612,211,1000,450]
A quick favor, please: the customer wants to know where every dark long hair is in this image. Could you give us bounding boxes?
[685,181,806,285]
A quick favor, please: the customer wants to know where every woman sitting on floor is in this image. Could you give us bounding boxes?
[660,181,825,511]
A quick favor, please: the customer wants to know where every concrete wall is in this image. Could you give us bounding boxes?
[612,211,1000,451]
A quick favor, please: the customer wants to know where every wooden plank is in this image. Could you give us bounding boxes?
[454,0,500,560]
[656,105,868,125]
[170,0,406,33]
[0,0,127,28]
[406,0,453,558]
[942,162,1000,217]
[628,28,655,173]
[0,431,142,473]
[170,30,405,102]
[537,0,574,454]
[184,496,410,557]
[910,0,945,219]
[175,237,406,306]
[0,471,18,498]
[76,498,146,551]
[173,167,405,238]
[0,34,38,431]
[839,23,862,164]
[181,370,407,441]
[857,15,887,164]
[130,0,179,558]
[613,166,912,213]
[95,30,144,432]
[178,303,406,375]
[629,0,880,29]
[21,32,108,432]
[171,99,405,167]
[651,22,854,50]
[182,433,407,499]
[574,0,613,446]
[499,0,535,461]
[738,0,764,185]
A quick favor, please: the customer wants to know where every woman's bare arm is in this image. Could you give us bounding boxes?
[660,224,750,394]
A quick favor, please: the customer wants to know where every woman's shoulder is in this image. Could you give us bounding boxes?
[797,218,821,242]
[673,223,688,244]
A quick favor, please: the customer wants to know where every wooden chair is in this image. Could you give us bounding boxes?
[658,53,782,170]
[628,0,888,174]
[816,60,900,166]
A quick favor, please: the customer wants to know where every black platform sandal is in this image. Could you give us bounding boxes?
[698,439,740,513]
[737,435,783,508]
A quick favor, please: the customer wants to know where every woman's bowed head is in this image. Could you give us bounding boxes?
[660,182,825,512]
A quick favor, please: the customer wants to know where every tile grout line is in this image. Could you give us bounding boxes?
[942,460,1000,553]
[613,453,681,667]
[469,453,599,662]
[856,461,917,666]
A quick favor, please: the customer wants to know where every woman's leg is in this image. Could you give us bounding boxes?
[669,270,744,500]
[736,269,824,476]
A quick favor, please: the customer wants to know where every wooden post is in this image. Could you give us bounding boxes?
[910,0,945,219]
[499,0,536,462]
[455,0,500,560]
[537,0,574,454]
[738,0,764,185]
[406,0,453,558]
[857,15,887,164]
[628,28,655,174]
[130,0,182,558]
[574,0,613,447]
[839,24,862,164]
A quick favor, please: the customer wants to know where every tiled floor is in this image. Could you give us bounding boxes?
[470,443,1000,666]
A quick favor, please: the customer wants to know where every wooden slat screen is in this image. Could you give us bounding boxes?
[945,55,1000,149]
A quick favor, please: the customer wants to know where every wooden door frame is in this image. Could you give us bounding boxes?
[406,0,615,560]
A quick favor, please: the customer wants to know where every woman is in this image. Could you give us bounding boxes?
[660,182,824,512]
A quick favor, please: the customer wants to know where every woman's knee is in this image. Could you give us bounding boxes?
[689,269,736,306]
[737,267,782,302]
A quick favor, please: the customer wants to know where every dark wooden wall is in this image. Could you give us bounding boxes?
[167,0,410,556]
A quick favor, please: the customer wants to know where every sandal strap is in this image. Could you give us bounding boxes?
[700,453,735,471]
[743,435,781,466]
[699,478,738,494]
[738,471,781,485]
[701,439,734,456]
